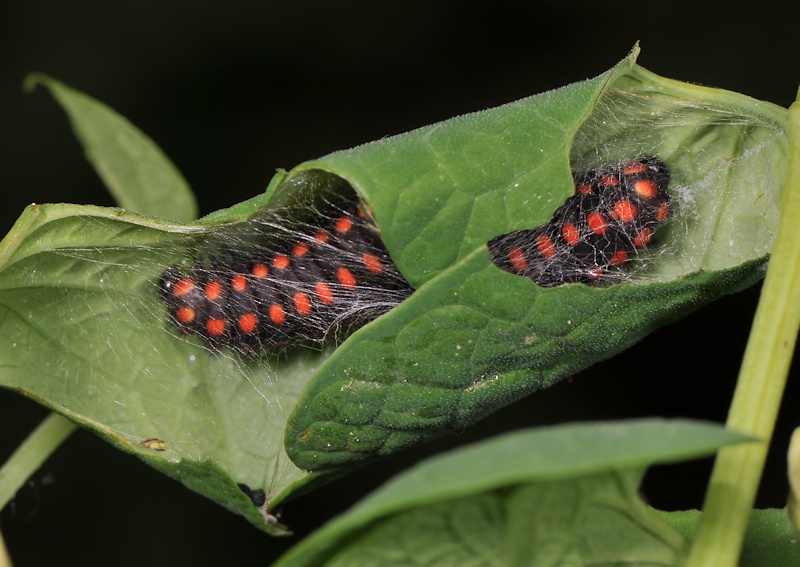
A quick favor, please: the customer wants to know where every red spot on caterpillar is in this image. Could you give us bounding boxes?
[600,174,618,187]
[612,200,637,223]
[587,211,608,235]
[269,304,286,325]
[577,182,593,195]
[362,253,383,274]
[634,228,653,248]
[535,235,556,259]
[335,217,353,234]
[238,313,258,334]
[562,223,580,247]
[586,268,603,281]
[206,318,226,337]
[634,179,658,199]
[251,264,268,278]
[623,161,648,175]
[294,293,312,316]
[315,282,334,305]
[313,231,330,246]
[610,250,629,266]
[509,247,527,272]
[176,306,195,324]
[204,281,222,301]
[657,202,670,221]
[231,275,247,292]
[292,242,310,257]
[273,254,290,270]
[337,267,357,289]
[172,278,195,297]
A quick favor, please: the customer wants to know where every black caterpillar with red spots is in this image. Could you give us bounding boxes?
[159,157,670,352]
[489,156,671,286]
[159,198,414,353]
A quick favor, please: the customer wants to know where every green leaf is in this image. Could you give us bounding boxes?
[0,49,788,527]
[25,74,198,222]
[659,509,800,566]
[284,53,787,470]
[0,203,305,533]
[275,419,751,566]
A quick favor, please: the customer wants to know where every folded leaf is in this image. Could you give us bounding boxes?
[284,53,787,470]
[0,49,788,529]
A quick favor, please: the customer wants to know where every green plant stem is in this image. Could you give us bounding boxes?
[0,412,76,511]
[0,529,11,567]
[686,89,800,566]
[788,427,800,529]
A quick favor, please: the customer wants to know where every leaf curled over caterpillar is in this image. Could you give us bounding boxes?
[159,157,670,353]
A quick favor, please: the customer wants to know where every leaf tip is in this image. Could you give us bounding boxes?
[22,72,47,94]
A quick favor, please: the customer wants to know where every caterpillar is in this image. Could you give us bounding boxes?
[159,198,414,353]
[159,157,670,353]
[488,156,671,286]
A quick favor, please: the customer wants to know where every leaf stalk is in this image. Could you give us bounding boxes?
[686,88,800,565]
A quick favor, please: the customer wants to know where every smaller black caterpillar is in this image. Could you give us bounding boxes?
[159,199,413,353]
[489,157,671,286]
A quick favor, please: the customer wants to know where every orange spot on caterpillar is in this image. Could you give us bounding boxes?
[231,275,247,292]
[535,235,556,259]
[176,306,195,324]
[623,161,648,175]
[337,267,357,289]
[601,175,619,187]
[206,318,226,337]
[269,304,286,325]
[587,212,607,235]
[273,254,290,270]
[251,264,269,278]
[634,228,653,248]
[610,250,629,266]
[612,200,638,223]
[315,282,334,305]
[657,202,670,221]
[509,247,527,272]
[204,281,222,301]
[335,217,353,234]
[292,242,310,257]
[238,313,258,334]
[362,253,383,274]
[172,278,195,297]
[562,223,580,247]
[313,231,330,246]
[634,179,658,199]
[294,293,312,315]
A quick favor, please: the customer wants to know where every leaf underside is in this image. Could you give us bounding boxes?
[275,419,754,567]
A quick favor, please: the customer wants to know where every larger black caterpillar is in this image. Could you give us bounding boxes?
[159,157,670,352]
[489,156,671,286]
[159,199,414,353]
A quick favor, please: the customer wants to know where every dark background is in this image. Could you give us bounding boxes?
[1,2,798,565]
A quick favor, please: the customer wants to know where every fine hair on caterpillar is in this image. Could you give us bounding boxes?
[159,192,414,355]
